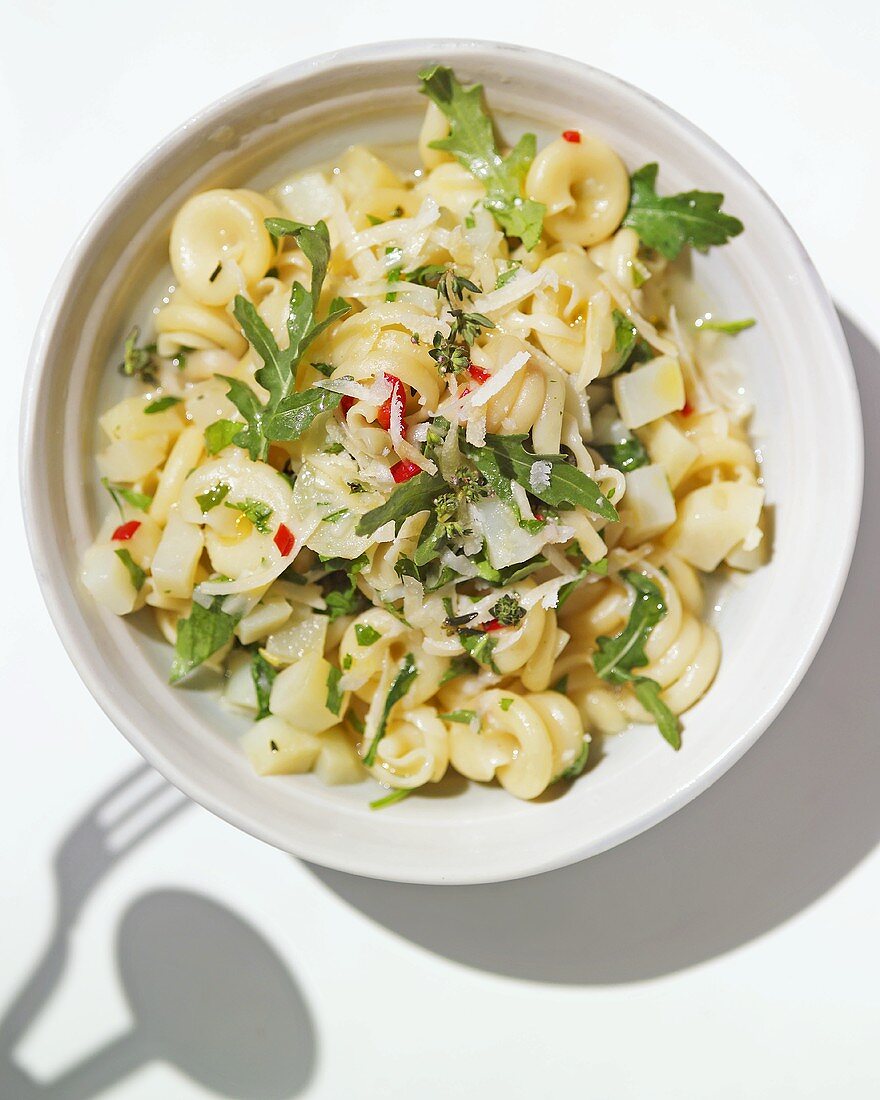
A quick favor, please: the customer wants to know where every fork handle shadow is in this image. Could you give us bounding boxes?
[0,931,68,1061]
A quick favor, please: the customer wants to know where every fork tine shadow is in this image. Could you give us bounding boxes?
[0,767,317,1098]
[306,310,880,985]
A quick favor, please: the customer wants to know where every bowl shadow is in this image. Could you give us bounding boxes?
[306,310,880,985]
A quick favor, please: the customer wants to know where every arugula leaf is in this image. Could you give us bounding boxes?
[251,650,277,720]
[355,472,447,538]
[473,550,547,587]
[369,788,412,810]
[114,548,145,591]
[554,737,590,782]
[311,361,335,377]
[119,326,156,382]
[592,570,680,748]
[225,498,273,533]
[204,419,242,456]
[623,163,744,260]
[363,653,419,765]
[325,665,344,716]
[439,654,479,685]
[355,623,382,646]
[557,556,608,610]
[461,433,618,522]
[459,630,500,673]
[695,317,756,335]
[219,219,350,460]
[418,66,545,249]
[595,436,649,473]
[102,478,152,515]
[170,598,239,683]
[144,395,182,415]
[196,482,230,513]
[265,385,343,442]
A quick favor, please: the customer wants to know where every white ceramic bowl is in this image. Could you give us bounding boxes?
[21,40,862,884]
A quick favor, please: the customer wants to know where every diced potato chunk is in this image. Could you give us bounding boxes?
[151,511,204,599]
[236,596,293,646]
[622,464,677,541]
[81,544,143,615]
[314,729,366,785]
[97,438,169,482]
[613,356,685,429]
[241,716,321,776]
[641,418,699,489]
[270,653,348,733]
[99,394,184,442]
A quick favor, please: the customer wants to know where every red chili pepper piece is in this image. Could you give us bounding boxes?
[340,395,355,416]
[273,523,295,556]
[534,513,545,522]
[483,618,505,632]
[390,460,422,483]
[562,130,581,143]
[459,386,471,399]
[377,373,405,431]
[468,364,491,383]
[681,401,694,417]
[111,520,141,542]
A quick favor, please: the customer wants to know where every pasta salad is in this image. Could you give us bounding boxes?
[82,66,766,805]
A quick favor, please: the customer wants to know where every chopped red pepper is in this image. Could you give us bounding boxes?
[459,386,472,399]
[340,395,356,416]
[390,460,422,483]
[681,401,694,417]
[562,130,581,143]
[377,373,405,431]
[483,618,505,632]
[534,513,545,522]
[111,520,141,542]
[273,523,295,556]
[468,363,491,384]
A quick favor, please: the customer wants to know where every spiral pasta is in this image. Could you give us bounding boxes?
[82,65,765,805]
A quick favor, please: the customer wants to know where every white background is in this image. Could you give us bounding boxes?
[2,2,879,1097]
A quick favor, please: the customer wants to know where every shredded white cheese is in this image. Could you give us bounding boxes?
[528,460,552,492]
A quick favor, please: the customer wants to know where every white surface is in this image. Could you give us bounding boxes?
[19,39,862,886]
[1,0,878,1096]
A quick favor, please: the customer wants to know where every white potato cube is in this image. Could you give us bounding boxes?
[241,716,321,776]
[261,605,329,667]
[236,596,293,646]
[97,438,169,482]
[613,356,685,429]
[223,650,258,713]
[151,511,204,599]
[641,418,699,489]
[81,544,143,615]
[270,652,348,734]
[622,464,677,541]
[313,729,366,785]
[667,483,765,571]
[99,394,184,442]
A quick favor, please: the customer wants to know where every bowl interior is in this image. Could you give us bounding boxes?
[24,41,861,883]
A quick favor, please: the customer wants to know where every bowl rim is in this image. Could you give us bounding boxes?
[20,38,864,883]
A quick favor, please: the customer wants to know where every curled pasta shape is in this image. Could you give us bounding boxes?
[526,136,630,246]
[154,288,248,359]
[335,146,417,228]
[469,335,547,434]
[338,609,449,707]
[169,188,279,307]
[364,705,450,789]
[415,162,485,219]
[446,688,555,800]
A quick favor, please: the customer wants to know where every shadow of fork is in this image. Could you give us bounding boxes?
[0,764,189,1067]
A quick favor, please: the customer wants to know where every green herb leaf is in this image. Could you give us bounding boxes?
[118,326,156,382]
[195,482,230,513]
[325,665,344,716]
[114,548,145,591]
[363,653,418,765]
[144,395,182,415]
[204,419,243,456]
[459,630,500,673]
[499,696,514,712]
[418,65,545,249]
[224,497,273,533]
[355,472,447,538]
[251,650,277,720]
[461,433,618,522]
[592,570,680,748]
[595,436,649,473]
[170,598,239,683]
[439,709,478,725]
[623,163,744,260]
[322,507,349,524]
[355,623,382,646]
[695,317,756,335]
[439,654,478,685]
[101,478,152,515]
[369,787,412,810]
[311,361,335,377]
[557,556,608,610]
[495,263,521,289]
[265,384,344,442]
